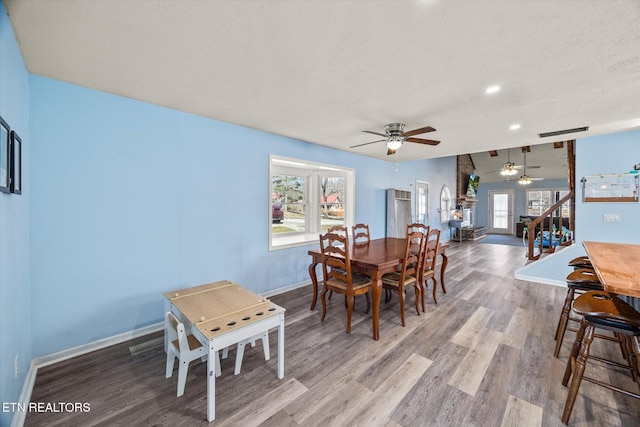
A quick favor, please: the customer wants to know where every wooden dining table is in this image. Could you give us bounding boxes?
[583,241,640,298]
[307,237,449,340]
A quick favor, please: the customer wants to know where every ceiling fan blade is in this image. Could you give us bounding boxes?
[530,177,544,181]
[387,148,397,156]
[362,130,387,138]
[406,137,440,146]
[403,126,436,137]
[509,164,540,169]
[350,139,387,148]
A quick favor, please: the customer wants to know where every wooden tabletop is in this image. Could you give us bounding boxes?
[164,280,284,340]
[583,241,640,298]
[308,237,406,268]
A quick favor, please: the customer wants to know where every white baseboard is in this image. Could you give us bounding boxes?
[262,279,311,298]
[34,322,164,369]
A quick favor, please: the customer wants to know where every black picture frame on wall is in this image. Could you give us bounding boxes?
[10,131,22,194]
[0,116,10,194]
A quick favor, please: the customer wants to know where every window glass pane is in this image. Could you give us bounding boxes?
[526,189,571,218]
[272,174,307,234]
[493,193,508,228]
[527,190,551,216]
[320,177,345,231]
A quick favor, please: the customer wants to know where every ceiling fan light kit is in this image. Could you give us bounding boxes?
[500,165,519,176]
[517,150,543,185]
[351,122,440,155]
[518,176,532,185]
[386,134,403,150]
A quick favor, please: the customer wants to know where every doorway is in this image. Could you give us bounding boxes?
[489,189,514,234]
[416,181,429,225]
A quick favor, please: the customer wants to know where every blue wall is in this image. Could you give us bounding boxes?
[475,179,569,231]
[28,75,456,357]
[514,129,640,287]
[575,129,640,243]
[0,2,31,425]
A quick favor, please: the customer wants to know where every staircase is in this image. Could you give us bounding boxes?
[526,190,574,260]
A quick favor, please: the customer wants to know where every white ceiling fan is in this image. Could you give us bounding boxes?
[492,148,541,176]
[518,151,544,185]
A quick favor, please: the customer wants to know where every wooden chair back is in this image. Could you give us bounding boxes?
[319,230,353,289]
[398,230,425,286]
[407,223,429,236]
[423,228,441,275]
[327,224,347,234]
[352,223,370,244]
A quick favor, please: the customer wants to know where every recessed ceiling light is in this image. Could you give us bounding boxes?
[510,124,521,130]
[485,85,500,94]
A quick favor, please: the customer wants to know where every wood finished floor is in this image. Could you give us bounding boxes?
[25,242,640,426]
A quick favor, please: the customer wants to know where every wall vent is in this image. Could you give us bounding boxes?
[538,126,588,138]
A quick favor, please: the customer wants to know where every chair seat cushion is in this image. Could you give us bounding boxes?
[585,315,640,334]
[423,268,435,277]
[326,274,372,291]
[381,272,417,288]
[568,282,604,292]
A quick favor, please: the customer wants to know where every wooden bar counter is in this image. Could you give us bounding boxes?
[583,241,640,298]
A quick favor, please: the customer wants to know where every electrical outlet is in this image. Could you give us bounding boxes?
[603,213,622,223]
[14,355,19,378]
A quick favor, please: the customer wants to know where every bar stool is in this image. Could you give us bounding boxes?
[554,268,603,357]
[561,290,640,424]
[568,256,592,270]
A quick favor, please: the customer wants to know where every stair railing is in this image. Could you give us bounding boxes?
[526,190,574,260]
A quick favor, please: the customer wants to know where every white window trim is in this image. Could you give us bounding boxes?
[526,187,570,216]
[269,155,355,251]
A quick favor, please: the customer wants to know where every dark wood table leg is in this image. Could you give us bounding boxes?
[372,273,382,340]
[439,251,448,293]
[308,260,320,310]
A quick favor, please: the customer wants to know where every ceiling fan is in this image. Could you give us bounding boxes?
[350,123,440,155]
[491,148,541,176]
[518,151,544,185]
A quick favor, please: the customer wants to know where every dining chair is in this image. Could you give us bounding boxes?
[382,230,425,326]
[419,228,441,309]
[319,230,373,333]
[352,223,370,244]
[407,223,429,235]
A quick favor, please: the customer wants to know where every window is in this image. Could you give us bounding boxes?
[526,188,570,217]
[269,155,354,250]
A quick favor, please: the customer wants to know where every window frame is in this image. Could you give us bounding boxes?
[269,155,355,251]
[526,187,570,217]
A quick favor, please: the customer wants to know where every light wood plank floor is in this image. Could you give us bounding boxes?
[25,242,640,426]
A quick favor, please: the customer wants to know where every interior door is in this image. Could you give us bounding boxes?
[416,181,429,225]
[489,189,514,234]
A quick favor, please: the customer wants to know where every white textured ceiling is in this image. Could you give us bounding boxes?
[5,0,640,167]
